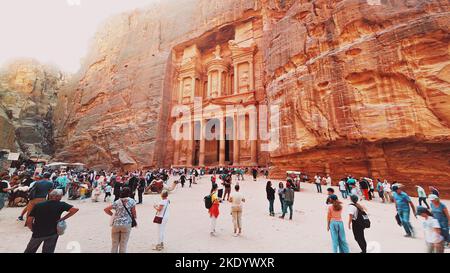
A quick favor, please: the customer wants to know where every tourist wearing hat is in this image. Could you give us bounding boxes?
[348,194,368,253]
[327,194,350,253]
[429,194,449,246]
[416,206,444,253]
[392,184,417,238]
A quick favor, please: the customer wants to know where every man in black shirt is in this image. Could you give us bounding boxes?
[24,189,79,253]
[137,176,146,204]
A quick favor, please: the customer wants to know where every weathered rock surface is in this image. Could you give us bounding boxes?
[53,0,450,194]
[0,59,66,160]
[263,0,450,195]
[53,0,260,170]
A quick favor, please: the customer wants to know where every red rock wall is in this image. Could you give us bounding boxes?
[54,0,260,170]
[263,0,450,196]
[54,0,450,195]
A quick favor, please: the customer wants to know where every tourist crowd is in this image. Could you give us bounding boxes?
[0,165,448,253]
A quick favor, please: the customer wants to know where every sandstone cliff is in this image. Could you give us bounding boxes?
[263,0,450,195]
[0,59,66,160]
[53,0,261,170]
[53,0,450,195]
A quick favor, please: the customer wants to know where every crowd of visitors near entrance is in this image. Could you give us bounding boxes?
[0,164,449,253]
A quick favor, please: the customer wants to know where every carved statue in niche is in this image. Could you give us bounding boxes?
[182,78,192,103]
[238,63,250,93]
[210,72,218,97]
[213,45,222,60]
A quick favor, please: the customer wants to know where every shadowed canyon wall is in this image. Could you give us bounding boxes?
[53,0,450,194]
[0,59,66,160]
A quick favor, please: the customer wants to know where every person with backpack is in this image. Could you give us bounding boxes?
[348,194,369,253]
[207,183,220,236]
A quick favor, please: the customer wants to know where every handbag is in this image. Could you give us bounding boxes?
[122,199,137,228]
[57,220,67,235]
[153,200,170,224]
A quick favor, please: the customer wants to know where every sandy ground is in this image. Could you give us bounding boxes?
[0,174,449,253]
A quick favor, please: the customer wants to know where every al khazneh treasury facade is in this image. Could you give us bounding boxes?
[169,19,268,167]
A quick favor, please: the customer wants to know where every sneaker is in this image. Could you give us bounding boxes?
[232,233,238,237]
[17,216,24,221]
[404,234,412,238]
[210,232,216,237]
[152,244,162,251]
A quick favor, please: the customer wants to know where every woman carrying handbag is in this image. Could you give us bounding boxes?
[104,187,137,253]
[153,190,170,251]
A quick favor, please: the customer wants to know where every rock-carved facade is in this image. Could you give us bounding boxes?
[171,20,264,167]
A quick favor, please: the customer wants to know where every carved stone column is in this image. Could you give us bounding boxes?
[191,76,196,101]
[233,66,238,95]
[178,79,183,104]
[249,61,254,91]
[250,112,257,166]
[250,139,257,166]
[199,119,206,166]
[218,70,222,97]
[233,113,240,165]
[173,140,180,166]
[219,117,226,166]
[187,121,194,166]
[207,73,212,98]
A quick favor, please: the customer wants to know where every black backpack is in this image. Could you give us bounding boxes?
[204,195,213,209]
[351,204,371,229]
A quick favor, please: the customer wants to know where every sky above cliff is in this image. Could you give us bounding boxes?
[0,0,157,73]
